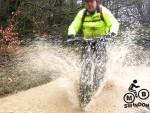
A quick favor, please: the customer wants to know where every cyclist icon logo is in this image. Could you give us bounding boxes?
[123,80,149,103]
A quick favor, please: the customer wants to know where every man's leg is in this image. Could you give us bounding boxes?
[129,90,138,97]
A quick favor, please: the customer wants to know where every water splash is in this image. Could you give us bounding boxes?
[0,29,150,113]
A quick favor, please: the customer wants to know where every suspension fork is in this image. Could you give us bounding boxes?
[81,40,96,61]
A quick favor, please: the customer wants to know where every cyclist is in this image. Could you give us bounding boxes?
[128,80,140,97]
[67,0,119,39]
[66,0,120,95]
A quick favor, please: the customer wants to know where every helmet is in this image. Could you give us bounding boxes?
[84,0,97,2]
[133,80,137,83]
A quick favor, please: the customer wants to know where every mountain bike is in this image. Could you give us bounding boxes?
[66,36,111,109]
[124,89,149,103]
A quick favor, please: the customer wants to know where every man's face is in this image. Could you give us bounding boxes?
[85,0,97,12]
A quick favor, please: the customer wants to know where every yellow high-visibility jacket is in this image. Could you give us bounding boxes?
[68,5,119,39]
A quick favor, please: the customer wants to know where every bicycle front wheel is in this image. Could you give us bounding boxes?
[80,45,95,109]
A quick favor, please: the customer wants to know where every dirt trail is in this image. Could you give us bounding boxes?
[0,65,150,113]
[0,78,129,113]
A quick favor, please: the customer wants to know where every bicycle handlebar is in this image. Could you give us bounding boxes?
[66,35,112,43]
[66,37,83,43]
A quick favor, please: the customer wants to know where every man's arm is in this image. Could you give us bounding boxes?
[102,6,120,35]
[68,9,84,36]
[133,84,140,88]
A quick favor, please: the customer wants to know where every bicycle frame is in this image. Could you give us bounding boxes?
[66,36,111,109]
